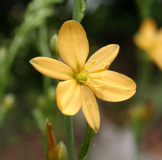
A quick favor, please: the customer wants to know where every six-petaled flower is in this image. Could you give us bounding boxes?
[30,20,136,132]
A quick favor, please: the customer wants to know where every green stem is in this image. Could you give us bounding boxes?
[65,116,76,160]
[136,50,153,103]
[135,0,154,19]
[81,124,94,156]
[77,124,95,159]
[73,0,81,22]
[0,76,7,100]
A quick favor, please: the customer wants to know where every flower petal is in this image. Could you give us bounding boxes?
[134,18,157,51]
[30,57,74,80]
[56,80,81,115]
[86,44,119,71]
[81,85,100,132]
[139,18,157,36]
[87,70,136,102]
[58,20,89,73]
[150,46,162,70]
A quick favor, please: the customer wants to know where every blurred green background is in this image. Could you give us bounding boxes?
[1,0,162,159]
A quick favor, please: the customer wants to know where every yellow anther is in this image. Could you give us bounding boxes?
[79,80,86,83]
[100,72,104,80]
[84,64,89,71]
[85,74,91,84]
[102,61,110,70]
[94,85,105,88]
[102,61,106,69]
[86,60,97,71]
[86,84,105,88]
[105,63,110,70]
[91,60,97,67]
[88,62,110,74]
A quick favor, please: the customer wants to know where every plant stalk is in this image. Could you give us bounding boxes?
[73,0,81,22]
[65,116,76,160]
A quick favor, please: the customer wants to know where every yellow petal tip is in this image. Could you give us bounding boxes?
[29,58,37,65]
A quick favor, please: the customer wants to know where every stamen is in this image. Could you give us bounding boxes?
[78,80,86,83]
[86,84,105,88]
[88,45,119,71]
[103,62,110,70]
[100,72,104,80]
[88,62,110,74]
[94,85,105,88]
[84,64,89,71]
[89,68,105,74]
[85,74,91,84]
[102,61,106,69]
[89,60,97,69]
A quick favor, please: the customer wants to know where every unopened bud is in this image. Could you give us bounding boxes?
[46,119,58,160]
[57,141,67,160]
[3,94,15,109]
[37,95,46,109]
[0,47,7,62]
[0,47,7,73]
[48,86,56,102]
[50,34,59,60]
[129,102,154,121]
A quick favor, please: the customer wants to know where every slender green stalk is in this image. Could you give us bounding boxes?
[73,0,81,22]
[0,75,7,100]
[80,124,91,156]
[135,0,154,19]
[77,124,95,159]
[65,116,76,160]
[136,51,152,102]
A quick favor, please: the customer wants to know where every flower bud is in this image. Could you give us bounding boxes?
[37,95,46,109]
[46,119,58,160]
[48,86,56,102]
[129,101,155,121]
[3,94,15,110]
[0,47,7,62]
[57,141,67,160]
[50,34,59,60]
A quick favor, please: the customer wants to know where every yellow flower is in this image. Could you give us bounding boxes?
[30,20,136,132]
[134,18,162,70]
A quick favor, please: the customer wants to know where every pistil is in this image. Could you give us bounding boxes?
[75,72,88,82]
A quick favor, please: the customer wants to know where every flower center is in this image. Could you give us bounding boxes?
[75,71,88,81]
[75,60,110,86]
